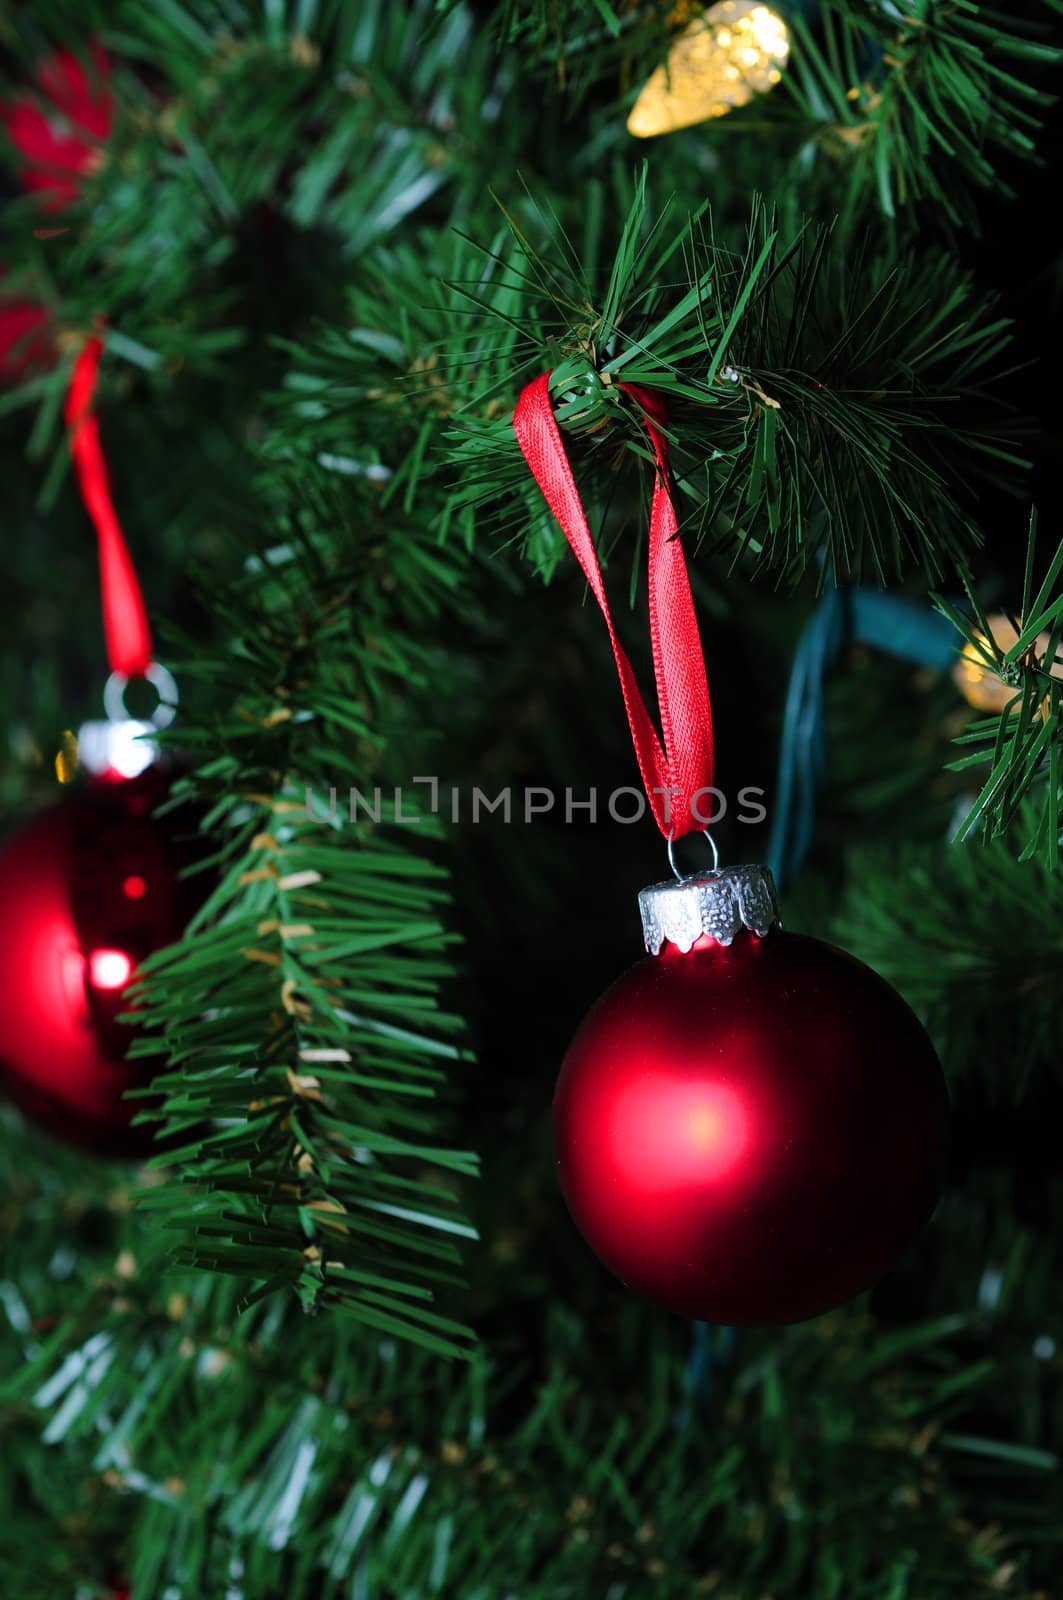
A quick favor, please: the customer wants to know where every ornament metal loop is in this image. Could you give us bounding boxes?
[667,826,719,884]
[103,662,178,730]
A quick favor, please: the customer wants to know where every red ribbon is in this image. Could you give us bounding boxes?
[513,372,714,840]
[64,333,153,678]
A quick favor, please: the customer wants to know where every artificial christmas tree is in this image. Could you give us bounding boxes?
[2,3,1063,1597]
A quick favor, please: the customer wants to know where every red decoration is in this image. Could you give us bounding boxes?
[65,332,155,677]
[553,928,949,1325]
[515,376,949,1323]
[514,372,713,839]
[0,40,114,380]
[0,41,112,209]
[0,767,204,1154]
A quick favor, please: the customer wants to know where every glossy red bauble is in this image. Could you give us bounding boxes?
[554,928,949,1325]
[0,767,204,1153]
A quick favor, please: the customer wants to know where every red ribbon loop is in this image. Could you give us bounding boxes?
[64,333,153,679]
[513,371,714,840]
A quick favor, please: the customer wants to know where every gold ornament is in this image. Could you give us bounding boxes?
[627,1,790,139]
[953,613,1063,714]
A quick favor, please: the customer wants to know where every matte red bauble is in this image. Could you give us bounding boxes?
[553,864,949,1326]
[0,763,203,1154]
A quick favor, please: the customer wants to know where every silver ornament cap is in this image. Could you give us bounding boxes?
[638,862,781,955]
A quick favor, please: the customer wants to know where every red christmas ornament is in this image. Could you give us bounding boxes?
[0,233,196,1154]
[554,865,949,1325]
[514,372,948,1324]
[0,753,204,1154]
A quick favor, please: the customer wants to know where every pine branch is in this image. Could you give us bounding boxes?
[933,521,1063,861]
[265,228,526,547]
[434,0,1063,221]
[0,0,509,393]
[435,0,680,101]
[122,478,479,1354]
[789,0,1063,225]
[8,1249,1061,1598]
[833,794,1063,1090]
[445,174,1022,585]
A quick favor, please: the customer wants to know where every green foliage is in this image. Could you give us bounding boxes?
[934,524,1063,864]
[1,0,511,389]
[790,0,1063,225]
[445,0,1063,225]
[125,476,478,1354]
[447,176,1021,583]
[836,797,1063,1092]
[4,1177,1061,1598]
[267,229,526,549]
